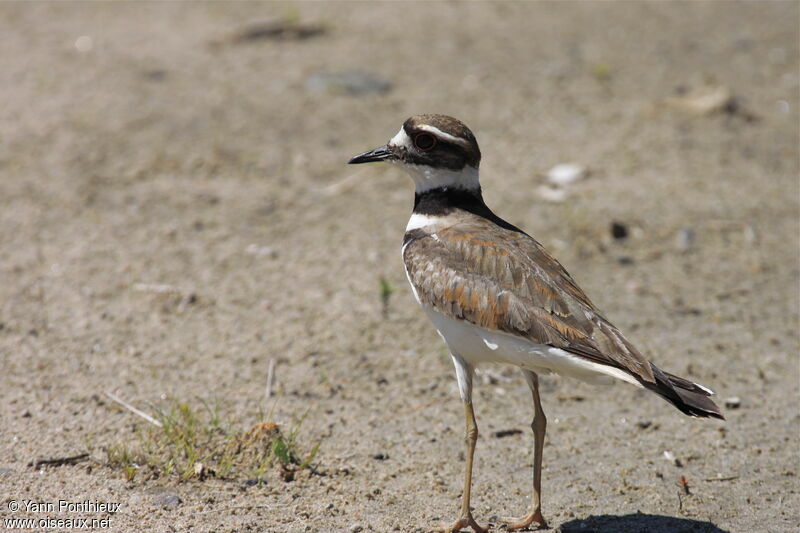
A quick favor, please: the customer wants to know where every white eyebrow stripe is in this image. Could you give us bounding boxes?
[416,124,470,147]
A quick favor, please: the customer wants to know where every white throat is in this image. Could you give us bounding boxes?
[399,163,480,194]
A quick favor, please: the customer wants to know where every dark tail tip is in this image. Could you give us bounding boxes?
[673,386,725,420]
[645,365,725,420]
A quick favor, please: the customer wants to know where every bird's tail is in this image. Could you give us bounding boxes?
[643,363,725,420]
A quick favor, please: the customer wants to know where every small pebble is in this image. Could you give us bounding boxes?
[349,525,364,533]
[743,225,757,244]
[246,244,276,258]
[665,85,733,115]
[724,397,742,409]
[75,35,93,53]
[663,450,682,467]
[625,280,644,294]
[636,419,652,430]
[675,228,695,251]
[372,453,389,461]
[546,163,588,186]
[193,462,208,479]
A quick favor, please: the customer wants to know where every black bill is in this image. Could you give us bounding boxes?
[348,145,395,164]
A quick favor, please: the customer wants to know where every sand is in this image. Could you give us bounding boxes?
[1,2,798,532]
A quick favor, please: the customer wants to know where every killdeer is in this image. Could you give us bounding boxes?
[349,114,723,532]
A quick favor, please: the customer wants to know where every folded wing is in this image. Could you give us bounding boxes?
[404,216,655,384]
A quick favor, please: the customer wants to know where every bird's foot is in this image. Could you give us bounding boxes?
[431,514,489,533]
[501,509,547,531]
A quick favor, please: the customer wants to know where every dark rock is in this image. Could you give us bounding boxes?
[229,19,325,43]
[611,221,629,240]
[492,429,523,438]
[143,69,167,81]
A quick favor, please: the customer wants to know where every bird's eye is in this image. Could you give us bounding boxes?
[414,133,437,151]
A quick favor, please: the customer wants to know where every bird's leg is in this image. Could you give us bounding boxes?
[433,355,488,533]
[503,370,548,531]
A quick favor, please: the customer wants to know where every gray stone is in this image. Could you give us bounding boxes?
[306,71,392,96]
[152,493,181,509]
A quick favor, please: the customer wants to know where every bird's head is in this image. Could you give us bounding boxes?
[348,114,481,193]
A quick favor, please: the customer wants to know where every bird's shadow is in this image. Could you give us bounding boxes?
[557,512,729,533]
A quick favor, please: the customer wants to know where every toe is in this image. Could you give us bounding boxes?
[502,510,547,531]
[430,518,467,533]
[467,516,490,533]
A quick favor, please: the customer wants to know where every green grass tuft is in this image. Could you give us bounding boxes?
[379,277,395,317]
[105,400,320,483]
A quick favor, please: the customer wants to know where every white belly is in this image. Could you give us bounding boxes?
[424,306,642,387]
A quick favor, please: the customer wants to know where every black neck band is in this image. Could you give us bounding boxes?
[412,187,526,234]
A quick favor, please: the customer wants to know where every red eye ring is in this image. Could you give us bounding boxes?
[414,132,437,151]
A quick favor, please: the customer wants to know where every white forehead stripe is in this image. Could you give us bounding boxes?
[416,124,470,147]
[389,127,412,148]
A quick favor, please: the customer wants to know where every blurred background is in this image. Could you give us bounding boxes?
[1,2,798,532]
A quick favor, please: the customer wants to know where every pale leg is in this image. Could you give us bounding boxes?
[504,370,548,530]
[433,354,488,533]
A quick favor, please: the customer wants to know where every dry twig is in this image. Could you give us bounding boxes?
[265,358,277,399]
[104,391,163,427]
[30,453,90,469]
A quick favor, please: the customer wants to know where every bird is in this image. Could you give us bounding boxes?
[348,114,723,532]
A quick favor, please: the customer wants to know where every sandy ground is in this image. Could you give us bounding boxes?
[1,2,798,532]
